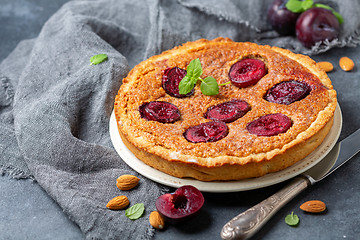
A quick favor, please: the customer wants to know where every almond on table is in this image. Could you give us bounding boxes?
[149,211,165,230]
[339,57,355,71]
[116,174,140,190]
[317,61,334,72]
[300,200,326,213]
[106,196,130,210]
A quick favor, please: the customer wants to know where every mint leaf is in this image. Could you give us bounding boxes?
[90,54,108,65]
[286,0,306,13]
[286,0,314,13]
[301,0,313,11]
[178,58,228,96]
[314,3,344,24]
[286,1,344,24]
[178,75,196,95]
[332,11,344,24]
[179,58,203,95]
[186,58,203,80]
[125,203,145,220]
[200,76,219,96]
[285,212,299,226]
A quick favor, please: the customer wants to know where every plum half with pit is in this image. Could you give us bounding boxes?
[267,0,300,35]
[155,185,205,224]
[264,80,311,105]
[229,59,267,88]
[162,67,194,98]
[296,7,340,48]
[139,101,180,123]
[184,121,228,143]
[247,113,292,136]
[204,99,251,123]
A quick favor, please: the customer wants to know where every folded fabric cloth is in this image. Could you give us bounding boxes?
[1,0,359,239]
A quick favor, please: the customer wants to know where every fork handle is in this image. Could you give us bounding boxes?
[220,176,311,240]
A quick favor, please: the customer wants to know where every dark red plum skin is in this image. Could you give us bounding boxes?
[267,0,300,35]
[247,113,292,136]
[162,67,194,98]
[296,7,340,48]
[184,121,229,143]
[155,185,205,224]
[264,80,311,105]
[204,100,251,123]
[139,101,181,123]
[229,59,267,88]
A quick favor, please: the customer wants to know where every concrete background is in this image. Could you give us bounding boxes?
[1,1,360,239]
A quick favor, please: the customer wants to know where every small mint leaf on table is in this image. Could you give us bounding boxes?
[200,76,219,96]
[285,211,299,226]
[90,53,108,65]
[125,203,145,220]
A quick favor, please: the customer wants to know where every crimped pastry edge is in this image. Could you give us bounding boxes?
[118,117,333,181]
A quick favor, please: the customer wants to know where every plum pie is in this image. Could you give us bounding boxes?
[114,38,337,181]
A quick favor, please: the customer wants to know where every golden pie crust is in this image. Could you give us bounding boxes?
[114,38,337,181]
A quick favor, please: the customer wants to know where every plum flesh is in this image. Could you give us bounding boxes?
[264,80,311,105]
[139,101,180,123]
[162,67,194,98]
[247,113,292,136]
[204,100,251,123]
[229,59,267,88]
[155,185,204,223]
[184,121,229,143]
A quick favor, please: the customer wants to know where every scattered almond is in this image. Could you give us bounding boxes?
[317,61,334,72]
[339,57,354,71]
[149,211,165,230]
[116,174,140,190]
[106,195,130,210]
[300,200,326,213]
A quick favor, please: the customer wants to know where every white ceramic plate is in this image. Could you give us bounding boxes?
[109,104,342,192]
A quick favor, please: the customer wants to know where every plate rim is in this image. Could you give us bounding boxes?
[109,104,342,192]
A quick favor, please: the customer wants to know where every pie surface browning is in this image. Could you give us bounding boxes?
[114,38,337,181]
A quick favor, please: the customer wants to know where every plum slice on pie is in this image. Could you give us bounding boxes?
[204,100,250,123]
[139,101,181,123]
[264,80,311,105]
[247,113,292,136]
[229,59,267,88]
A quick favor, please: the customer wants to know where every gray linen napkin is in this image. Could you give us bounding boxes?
[1,0,359,239]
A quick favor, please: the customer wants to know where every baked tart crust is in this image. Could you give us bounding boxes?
[114,38,337,181]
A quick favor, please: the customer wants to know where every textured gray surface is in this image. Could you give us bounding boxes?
[1,0,360,240]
